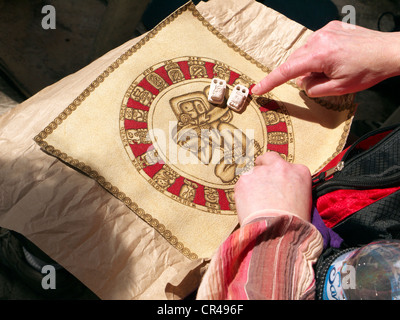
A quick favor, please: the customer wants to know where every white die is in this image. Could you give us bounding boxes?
[227,84,249,111]
[208,78,227,104]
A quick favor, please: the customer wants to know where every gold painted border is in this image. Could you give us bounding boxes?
[33,1,355,260]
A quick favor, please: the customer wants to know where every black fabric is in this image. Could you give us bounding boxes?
[314,125,400,247]
[0,228,98,299]
[336,126,400,182]
[314,125,400,197]
[313,125,400,299]
[333,189,400,247]
[260,0,339,31]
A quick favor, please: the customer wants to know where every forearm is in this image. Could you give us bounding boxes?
[196,214,323,300]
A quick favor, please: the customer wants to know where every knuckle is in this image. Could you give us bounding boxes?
[311,28,335,47]
[296,164,311,176]
[266,151,283,160]
[235,173,250,191]
[234,176,243,190]
[256,151,284,166]
[293,164,312,182]
[279,62,292,79]
[314,32,330,47]
[327,20,341,28]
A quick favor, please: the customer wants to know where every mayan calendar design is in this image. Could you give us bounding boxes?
[121,56,294,215]
[34,2,354,260]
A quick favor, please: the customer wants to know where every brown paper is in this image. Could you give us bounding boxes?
[0,0,355,300]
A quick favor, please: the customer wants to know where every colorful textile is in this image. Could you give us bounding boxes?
[196,214,323,300]
[317,187,400,229]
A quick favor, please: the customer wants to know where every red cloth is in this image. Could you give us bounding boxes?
[317,187,400,228]
[315,128,397,228]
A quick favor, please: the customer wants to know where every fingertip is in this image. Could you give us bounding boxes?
[251,83,262,95]
[253,64,298,96]
[305,87,315,97]
[295,76,306,90]
[252,82,270,95]
[304,83,327,98]
[255,151,283,166]
[299,72,344,98]
[252,75,276,95]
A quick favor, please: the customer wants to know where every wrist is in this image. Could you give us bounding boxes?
[240,209,297,226]
[383,32,400,78]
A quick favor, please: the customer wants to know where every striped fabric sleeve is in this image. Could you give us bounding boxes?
[196,214,323,300]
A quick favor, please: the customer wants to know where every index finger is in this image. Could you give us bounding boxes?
[252,55,323,95]
[255,151,283,166]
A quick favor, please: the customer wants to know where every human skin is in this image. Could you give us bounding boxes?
[234,152,312,225]
[252,21,400,97]
[235,22,400,226]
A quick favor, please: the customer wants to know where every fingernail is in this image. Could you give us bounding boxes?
[296,78,303,89]
[252,84,260,94]
[305,88,314,97]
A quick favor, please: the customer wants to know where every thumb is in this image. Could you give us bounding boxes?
[298,73,344,97]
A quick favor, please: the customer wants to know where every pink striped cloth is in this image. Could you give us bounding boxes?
[196,214,323,300]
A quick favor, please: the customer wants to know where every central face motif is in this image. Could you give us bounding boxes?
[120,56,294,214]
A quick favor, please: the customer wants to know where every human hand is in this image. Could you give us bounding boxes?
[234,152,312,225]
[252,21,400,97]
